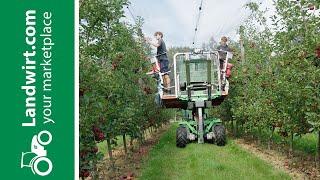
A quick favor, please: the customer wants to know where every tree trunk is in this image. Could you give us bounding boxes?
[92,160,99,179]
[268,127,275,150]
[230,119,234,136]
[258,127,261,145]
[106,138,113,161]
[130,136,133,146]
[174,111,177,122]
[234,120,238,138]
[138,132,143,145]
[289,132,294,157]
[123,134,127,155]
[250,126,254,140]
[143,130,146,142]
[129,136,134,152]
[317,131,320,168]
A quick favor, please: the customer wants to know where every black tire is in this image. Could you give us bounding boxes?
[214,124,226,146]
[176,126,188,148]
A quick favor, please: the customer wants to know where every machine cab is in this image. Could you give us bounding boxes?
[161,50,232,109]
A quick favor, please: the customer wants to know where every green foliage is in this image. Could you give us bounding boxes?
[216,0,319,147]
[79,0,172,177]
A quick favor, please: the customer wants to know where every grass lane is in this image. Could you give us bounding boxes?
[139,123,290,180]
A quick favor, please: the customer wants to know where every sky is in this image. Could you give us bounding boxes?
[124,0,275,48]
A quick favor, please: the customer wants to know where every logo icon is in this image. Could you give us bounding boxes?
[21,130,53,176]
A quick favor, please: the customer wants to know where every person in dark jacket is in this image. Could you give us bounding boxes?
[216,36,232,70]
[145,31,171,91]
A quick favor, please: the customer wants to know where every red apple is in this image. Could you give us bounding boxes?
[80,150,87,158]
[95,132,105,141]
[92,126,101,133]
[91,146,98,153]
[83,171,90,177]
[316,47,320,58]
[80,169,90,177]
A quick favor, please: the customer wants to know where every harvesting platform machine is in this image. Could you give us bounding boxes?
[155,50,233,147]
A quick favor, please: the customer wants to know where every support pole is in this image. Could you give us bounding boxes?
[198,108,204,143]
[186,59,191,100]
[239,25,245,65]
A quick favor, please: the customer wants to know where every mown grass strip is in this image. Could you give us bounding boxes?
[139,123,290,180]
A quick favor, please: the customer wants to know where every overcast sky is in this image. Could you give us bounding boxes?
[124,0,275,48]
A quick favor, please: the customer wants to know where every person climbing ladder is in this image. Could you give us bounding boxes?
[145,31,171,93]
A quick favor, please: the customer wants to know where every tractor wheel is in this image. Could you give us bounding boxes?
[176,126,188,148]
[214,125,226,146]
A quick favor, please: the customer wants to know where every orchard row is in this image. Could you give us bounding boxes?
[79,0,172,178]
[214,0,319,158]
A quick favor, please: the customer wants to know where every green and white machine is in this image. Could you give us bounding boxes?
[160,50,232,147]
